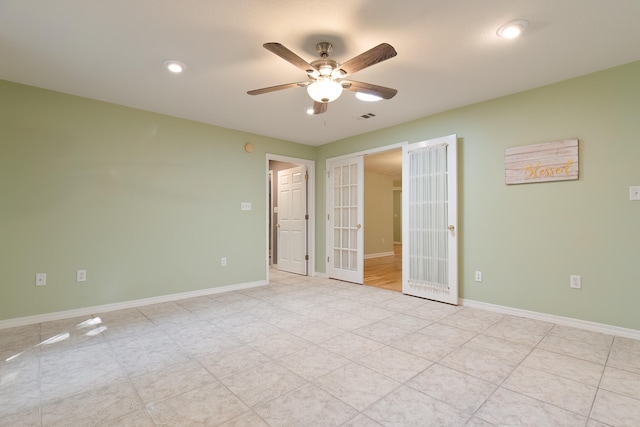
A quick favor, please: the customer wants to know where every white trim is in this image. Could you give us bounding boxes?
[327,141,407,162]
[0,280,267,330]
[461,298,640,340]
[364,251,395,260]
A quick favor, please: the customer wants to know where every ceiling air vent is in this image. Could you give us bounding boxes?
[360,113,377,119]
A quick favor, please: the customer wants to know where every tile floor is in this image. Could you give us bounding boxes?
[1,269,639,426]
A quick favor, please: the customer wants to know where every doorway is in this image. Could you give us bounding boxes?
[363,148,403,292]
[267,154,315,279]
[325,143,404,289]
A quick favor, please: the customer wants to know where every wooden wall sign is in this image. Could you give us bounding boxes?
[505,139,579,185]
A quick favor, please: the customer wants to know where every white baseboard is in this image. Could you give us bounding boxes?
[461,298,640,341]
[0,280,268,330]
[364,251,395,260]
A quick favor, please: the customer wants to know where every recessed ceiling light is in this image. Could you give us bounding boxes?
[356,92,383,102]
[497,19,529,39]
[163,59,186,73]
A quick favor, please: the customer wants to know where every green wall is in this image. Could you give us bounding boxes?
[2,60,639,331]
[316,60,640,330]
[0,80,315,320]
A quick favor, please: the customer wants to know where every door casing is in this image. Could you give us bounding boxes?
[266,154,315,280]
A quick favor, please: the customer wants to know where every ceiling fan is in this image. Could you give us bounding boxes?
[247,41,398,114]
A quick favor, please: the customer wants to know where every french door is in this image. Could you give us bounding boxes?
[402,134,458,304]
[326,156,364,284]
[277,166,308,275]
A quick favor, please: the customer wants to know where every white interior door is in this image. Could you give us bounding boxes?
[277,166,307,275]
[326,156,364,284]
[402,134,458,304]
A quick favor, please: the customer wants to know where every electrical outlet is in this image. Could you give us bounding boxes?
[77,270,87,282]
[570,274,582,289]
[35,273,46,286]
[474,271,482,282]
[221,257,227,267]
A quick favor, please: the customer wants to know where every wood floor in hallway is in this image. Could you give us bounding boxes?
[364,244,402,292]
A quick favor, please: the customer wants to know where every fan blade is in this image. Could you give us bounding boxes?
[313,101,327,115]
[338,43,397,76]
[247,82,308,96]
[342,80,397,99]
[263,42,317,74]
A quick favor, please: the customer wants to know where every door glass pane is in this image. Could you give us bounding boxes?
[350,164,358,184]
[350,250,357,271]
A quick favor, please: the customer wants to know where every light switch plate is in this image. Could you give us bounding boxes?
[630,186,640,201]
[241,202,252,211]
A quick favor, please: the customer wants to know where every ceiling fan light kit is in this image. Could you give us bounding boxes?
[248,41,397,114]
[307,78,343,103]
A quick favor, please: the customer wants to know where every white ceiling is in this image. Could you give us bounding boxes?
[2,0,639,146]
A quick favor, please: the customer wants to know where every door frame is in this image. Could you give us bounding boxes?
[325,142,407,282]
[266,154,315,281]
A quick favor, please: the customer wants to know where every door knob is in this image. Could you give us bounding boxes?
[448,225,455,231]
[357,224,362,229]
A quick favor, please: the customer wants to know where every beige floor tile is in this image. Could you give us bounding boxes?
[538,334,611,364]
[341,413,384,426]
[254,383,358,426]
[0,270,636,426]
[314,362,401,411]
[476,388,587,427]
[247,331,311,359]
[319,332,385,360]
[146,382,248,426]
[600,366,640,400]
[352,321,410,345]
[219,361,308,407]
[591,389,640,427]
[463,334,534,364]
[41,342,126,402]
[357,345,433,383]
[130,359,219,404]
[522,348,604,386]
[0,406,41,427]
[42,380,142,426]
[608,337,640,375]
[278,345,350,380]
[364,385,470,426]
[502,365,597,415]
[482,322,546,347]
[196,344,271,380]
[440,346,518,384]
[218,411,270,427]
[100,410,156,427]
[407,364,496,413]
[391,331,458,362]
